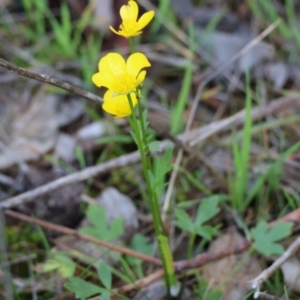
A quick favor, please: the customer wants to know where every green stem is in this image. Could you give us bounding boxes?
[127,94,174,295]
[128,37,135,54]
[127,94,159,233]
[136,98,151,157]
[187,233,196,259]
[136,99,165,232]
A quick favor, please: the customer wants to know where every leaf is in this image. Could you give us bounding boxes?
[98,261,112,290]
[176,196,220,238]
[153,147,173,183]
[195,196,220,225]
[43,252,75,278]
[148,141,163,153]
[80,205,123,242]
[127,234,154,265]
[175,209,194,232]
[196,225,218,240]
[251,221,293,256]
[109,218,124,241]
[197,277,222,300]
[100,291,111,300]
[64,277,103,298]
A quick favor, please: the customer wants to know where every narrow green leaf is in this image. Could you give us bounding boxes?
[98,261,112,290]
[195,197,220,225]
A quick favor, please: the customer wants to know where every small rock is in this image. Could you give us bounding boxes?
[133,280,193,300]
[96,187,139,242]
[76,121,107,141]
[54,235,120,267]
[265,62,289,88]
[202,231,262,300]
[281,257,300,293]
[54,133,76,163]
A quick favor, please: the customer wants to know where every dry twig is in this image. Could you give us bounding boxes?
[4,209,162,266]
[0,58,103,104]
[253,291,281,300]
[0,151,141,209]
[4,209,251,271]
[89,269,165,299]
[1,94,298,210]
[251,235,300,298]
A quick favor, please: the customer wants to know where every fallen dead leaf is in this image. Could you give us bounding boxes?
[202,230,262,300]
[281,256,300,293]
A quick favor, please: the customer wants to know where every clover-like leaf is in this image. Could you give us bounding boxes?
[80,205,123,242]
[176,196,220,240]
[250,221,293,256]
[64,277,104,298]
[43,252,75,278]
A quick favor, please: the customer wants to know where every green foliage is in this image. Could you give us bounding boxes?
[170,23,195,135]
[250,221,293,256]
[43,252,76,278]
[176,196,220,240]
[64,277,104,298]
[196,277,222,300]
[97,261,112,290]
[126,233,154,278]
[245,140,300,208]
[80,204,124,242]
[229,71,252,212]
[158,234,177,287]
[151,147,173,200]
[19,0,102,76]
[150,0,170,34]
[127,234,154,266]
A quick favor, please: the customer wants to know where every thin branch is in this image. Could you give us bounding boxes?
[1,94,297,210]
[251,235,300,298]
[0,58,103,104]
[89,269,165,300]
[3,209,252,272]
[4,209,162,266]
[0,150,141,209]
[174,240,251,271]
[253,292,281,300]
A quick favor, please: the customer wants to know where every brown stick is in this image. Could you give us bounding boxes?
[0,58,103,104]
[4,209,252,272]
[4,209,162,266]
[174,240,251,271]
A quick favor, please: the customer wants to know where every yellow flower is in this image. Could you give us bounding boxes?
[110,0,155,38]
[92,52,151,95]
[102,90,138,118]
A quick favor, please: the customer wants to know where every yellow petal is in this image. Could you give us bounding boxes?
[98,53,126,77]
[109,25,121,36]
[120,0,138,22]
[92,72,115,89]
[103,90,138,118]
[127,53,151,77]
[136,10,155,31]
[135,70,146,86]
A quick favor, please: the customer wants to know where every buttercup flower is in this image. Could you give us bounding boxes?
[92,52,151,95]
[110,0,155,38]
[102,90,138,117]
